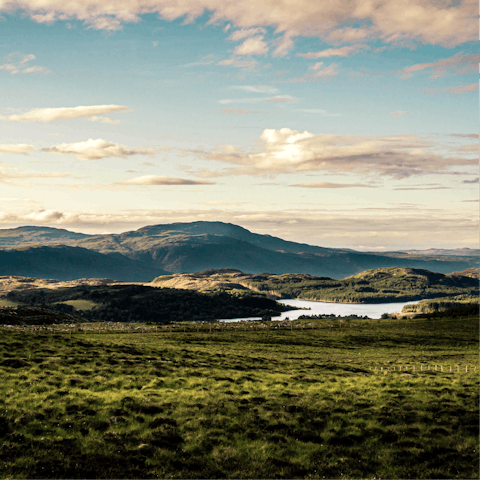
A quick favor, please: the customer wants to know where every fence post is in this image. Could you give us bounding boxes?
[420,364,423,372]
[466,365,468,373]
[457,365,459,373]
[441,365,443,372]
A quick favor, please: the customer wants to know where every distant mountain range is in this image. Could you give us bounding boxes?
[0,222,478,281]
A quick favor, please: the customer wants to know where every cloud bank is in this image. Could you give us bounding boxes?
[191,128,478,179]
[1,0,475,51]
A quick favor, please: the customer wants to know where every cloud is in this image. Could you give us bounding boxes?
[449,133,479,139]
[88,116,121,124]
[181,54,216,67]
[297,45,369,59]
[393,186,450,191]
[230,85,278,94]
[0,52,50,75]
[0,165,69,184]
[218,94,293,104]
[296,109,340,116]
[0,144,35,155]
[190,128,478,179]
[234,36,268,56]
[291,182,374,188]
[462,177,479,184]
[396,53,479,79]
[152,40,159,47]
[2,105,128,123]
[41,138,156,161]
[2,0,475,50]
[117,175,214,185]
[220,108,259,114]
[263,95,294,103]
[280,63,339,83]
[228,27,266,42]
[390,110,410,118]
[423,83,478,94]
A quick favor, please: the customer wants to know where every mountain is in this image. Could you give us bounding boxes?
[396,248,480,256]
[0,226,89,247]
[0,222,477,281]
[0,245,164,281]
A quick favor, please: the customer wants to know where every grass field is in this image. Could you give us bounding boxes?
[0,315,478,479]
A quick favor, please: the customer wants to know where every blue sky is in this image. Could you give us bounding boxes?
[0,0,478,250]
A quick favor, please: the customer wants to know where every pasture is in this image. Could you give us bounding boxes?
[0,314,478,479]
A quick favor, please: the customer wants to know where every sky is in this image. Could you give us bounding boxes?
[0,0,478,251]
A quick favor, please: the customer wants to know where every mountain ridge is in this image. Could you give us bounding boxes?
[0,222,477,281]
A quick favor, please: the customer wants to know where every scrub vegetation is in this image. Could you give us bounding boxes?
[0,313,478,479]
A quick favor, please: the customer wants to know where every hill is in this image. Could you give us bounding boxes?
[0,222,477,280]
[0,246,164,281]
[4,284,290,323]
[150,267,479,304]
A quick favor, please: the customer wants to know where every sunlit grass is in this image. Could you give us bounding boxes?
[0,315,478,478]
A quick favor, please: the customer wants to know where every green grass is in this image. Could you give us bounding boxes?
[55,300,98,311]
[0,298,20,307]
[0,315,478,479]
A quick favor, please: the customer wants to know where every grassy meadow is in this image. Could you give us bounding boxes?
[0,315,478,479]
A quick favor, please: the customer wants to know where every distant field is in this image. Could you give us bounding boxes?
[0,315,478,479]
[0,298,20,307]
[55,299,98,311]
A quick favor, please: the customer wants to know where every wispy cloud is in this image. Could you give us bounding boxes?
[296,109,340,116]
[291,182,374,188]
[279,63,339,83]
[462,177,479,184]
[0,52,50,75]
[117,175,214,186]
[0,144,35,155]
[397,53,479,79]
[1,105,128,123]
[41,138,157,161]
[297,45,369,59]
[230,85,278,94]
[220,108,260,114]
[390,110,410,118]
[423,83,478,95]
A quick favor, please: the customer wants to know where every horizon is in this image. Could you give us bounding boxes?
[0,1,478,251]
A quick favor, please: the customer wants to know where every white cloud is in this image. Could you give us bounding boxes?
[118,175,214,185]
[234,36,268,56]
[191,128,478,179]
[2,105,128,123]
[0,144,35,155]
[41,138,156,161]
[297,45,369,59]
[88,116,122,124]
[0,52,50,75]
[228,27,266,42]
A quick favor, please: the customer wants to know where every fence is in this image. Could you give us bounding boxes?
[369,364,477,374]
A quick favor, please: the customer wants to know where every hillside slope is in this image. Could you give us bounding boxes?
[150,267,479,303]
